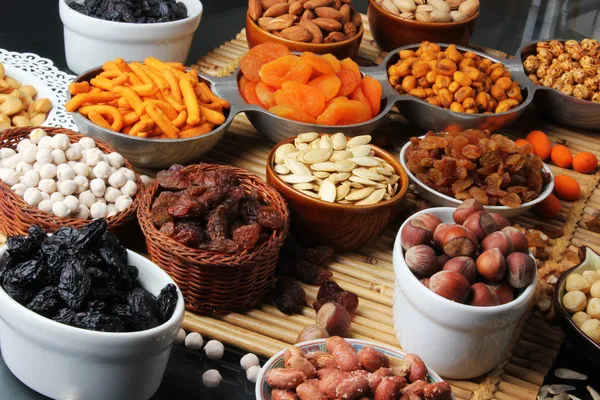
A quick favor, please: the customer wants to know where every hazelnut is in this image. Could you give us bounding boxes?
[443,256,478,283]
[571,311,591,328]
[405,245,440,277]
[481,231,514,257]
[489,283,514,304]
[429,270,471,303]
[417,213,443,232]
[468,283,501,307]
[453,199,484,224]
[296,324,329,343]
[441,225,478,258]
[433,223,453,248]
[401,218,433,250]
[501,227,529,253]
[316,302,351,336]
[463,212,499,241]
[562,291,587,313]
[580,318,600,344]
[437,254,450,268]
[506,252,536,288]
[566,273,591,294]
[489,213,510,229]
[476,248,506,282]
[421,278,430,288]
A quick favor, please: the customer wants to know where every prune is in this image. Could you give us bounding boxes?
[127,265,139,281]
[85,300,108,312]
[58,258,91,310]
[156,283,178,323]
[156,164,190,189]
[302,246,334,265]
[173,221,206,247]
[127,287,160,330]
[232,223,261,251]
[0,251,11,281]
[257,206,284,230]
[75,311,126,332]
[53,308,76,325]
[71,218,107,250]
[7,227,44,256]
[26,286,60,317]
[3,282,35,305]
[3,259,45,287]
[294,261,333,285]
[199,239,239,254]
[314,280,359,313]
[152,192,179,226]
[272,278,305,315]
[221,186,245,220]
[207,207,229,240]
[190,168,240,188]
[159,221,175,237]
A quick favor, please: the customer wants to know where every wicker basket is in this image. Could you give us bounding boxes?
[138,163,290,315]
[0,126,142,236]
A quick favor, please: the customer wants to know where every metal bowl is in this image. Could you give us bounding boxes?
[516,39,600,130]
[69,67,240,169]
[381,43,536,133]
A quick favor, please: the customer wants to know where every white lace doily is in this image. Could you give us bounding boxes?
[0,49,77,131]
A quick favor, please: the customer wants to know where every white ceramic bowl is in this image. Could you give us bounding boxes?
[255,338,453,400]
[59,0,203,74]
[0,246,185,400]
[393,207,537,379]
[399,138,554,218]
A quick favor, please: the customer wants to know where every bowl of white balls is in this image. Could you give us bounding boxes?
[0,126,143,237]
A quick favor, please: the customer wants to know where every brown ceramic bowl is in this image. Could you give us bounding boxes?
[266,136,409,252]
[367,0,478,51]
[245,13,364,59]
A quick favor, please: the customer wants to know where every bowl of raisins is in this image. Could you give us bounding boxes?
[400,130,554,218]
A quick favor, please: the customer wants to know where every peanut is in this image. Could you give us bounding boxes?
[296,382,327,400]
[336,375,370,400]
[404,354,428,382]
[273,389,300,400]
[375,376,407,400]
[266,368,306,389]
[401,380,428,396]
[286,355,317,379]
[368,368,393,393]
[423,381,452,400]
[332,341,361,372]
[318,370,348,398]
[284,346,306,364]
[358,346,390,372]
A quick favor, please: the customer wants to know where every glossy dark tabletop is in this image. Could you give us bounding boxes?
[1,0,600,399]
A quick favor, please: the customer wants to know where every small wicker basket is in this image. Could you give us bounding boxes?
[0,126,142,236]
[138,163,290,315]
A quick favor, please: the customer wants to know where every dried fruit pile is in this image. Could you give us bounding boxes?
[273,133,400,204]
[239,43,382,125]
[523,39,600,102]
[151,164,284,254]
[265,337,452,400]
[248,0,363,44]
[69,0,188,23]
[375,0,479,23]
[388,42,525,114]
[0,220,177,332]
[401,200,537,307]
[405,130,551,207]
[561,269,600,344]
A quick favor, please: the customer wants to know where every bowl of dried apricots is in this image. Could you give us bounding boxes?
[400,130,554,218]
[237,43,394,143]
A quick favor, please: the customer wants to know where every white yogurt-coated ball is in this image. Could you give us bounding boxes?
[108,170,126,188]
[174,329,186,345]
[39,164,57,179]
[73,162,89,177]
[11,183,27,197]
[23,170,40,188]
[57,165,75,182]
[107,152,124,168]
[115,195,133,212]
[240,353,260,371]
[24,187,43,206]
[118,168,135,182]
[140,175,153,186]
[36,149,53,165]
[16,139,32,153]
[65,143,83,161]
[90,178,106,197]
[184,332,204,350]
[79,137,96,150]
[78,190,95,208]
[202,370,222,388]
[120,180,137,197]
[63,195,79,212]
[20,144,37,163]
[86,150,102,167]
[33,161,43,171]
[37,199,54,212]
[106,203,117,217]
[4,154,22,169]
[29,128,47,144]
[50,192,65,202]
[2,170,19,186]
[15,161,33,175]
[37,136,52,150]
[58,180,77,196]
[246,365,261,383]
[96,198,106,204]
[52,201,70,218]
[75,204,90,219]
[204,340,224,360]
[41,192,49,200]
[50,134,70,151]
[67,160,77,167]
[93,161,111,180]
[73,175,89,193]
[104,187,121,203]
[0,148,16,159]
[51,149,66,164]
[90,201,108,218]
[38,178,56,194]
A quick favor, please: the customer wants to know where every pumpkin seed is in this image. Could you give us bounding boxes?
[275,143,297,164]
[329,172,351,183]
[296,142,309,150]
[319,179,336,202]
[310,138,321,149]
[285,156,312,176]
[393,183,398,193]
[350,182,365,189]
[587,386,600,400]
[547,385,576,395]
[355,188,386,205]
[349,176,379,186]
[311,162,336,172]
[336,182,351,200]
[388,174,400,185]
[383,162,395,172]
[300,189,318,198]
[345,187,375,201]
[301,148,333,164]
[353,168,385,181]
[373,156,387,163]
[350,145,372,157]
[347,135,372,148]
[338,199,352,204]
[294,182,315,190]
[297,132,319,143]
[274,164,290,175]
[313,171,331,178]
[281,174,316,184]
[319,135,332,149]
[349,157,380,167]
[375,167,393,176]
[383,193,391,200]
[334,160,356,172]
[554,369,587,381]
[331,132,347,149]
[330,150,353,162]
[314,177,324,185]
[388,183,394,196]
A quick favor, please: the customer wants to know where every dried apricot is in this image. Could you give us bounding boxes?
[301,52,335,76]
[255,82,277,109]
[534,193,561,217]
[240,42,291,82]
[243,80,265,107]
[307,74,342,101]
[274,81,325,118]
[322,53,341,73]
[259,55,313,88]
[550,144,573,168]
[573,151,598,174]
[526,130,551,160]
[360,76,383,116]
[554,175,580,201]
[336,69,361,97]
[269,105,318,124]
[514,139,529,147]
[238,75,249,99]
[316,100,371,125]
[350,86,372,119]
[325,96,348,108]
[340,58,361,80]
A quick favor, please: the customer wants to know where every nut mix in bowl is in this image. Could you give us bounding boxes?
[374,0,479,23]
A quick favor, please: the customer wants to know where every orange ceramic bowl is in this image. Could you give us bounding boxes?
[266,137,409,252]
[245,13,364,59]
[367,0,478,51]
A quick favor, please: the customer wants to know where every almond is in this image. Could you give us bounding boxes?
[339,3,351,24]
[312,17,342,31]
[324,31,347,43]
[263,14,296,30]
[351,9,362,26]
[280,25,313,42]
[301,9,315,21]
[289,0,304,15]
[333,0,342,9]
[261,0,286,9]
[258,16,274,29]
[249,0,263,20]
[300,19,324,43]
[343,21,357,37]
[304,0,333,10]
[264,2,290,17]
[315,6,342,20]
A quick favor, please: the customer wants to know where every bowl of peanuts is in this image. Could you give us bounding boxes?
[384,41,535,132]
[518,39,600,130]
[67,57,236,169]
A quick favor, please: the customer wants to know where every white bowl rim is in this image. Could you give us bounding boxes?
[399,136,555,211]
[255,338,449,400]
[59,0,203,27]
[395,207,538,314]
[0,245,184,339]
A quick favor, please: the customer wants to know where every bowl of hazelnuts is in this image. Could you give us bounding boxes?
[392,200,537,379]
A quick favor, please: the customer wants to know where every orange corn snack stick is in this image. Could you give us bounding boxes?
[99,69,121,79]
[162,69,183,104]
[129,62,154,86]
[84,105,124,131]
[140,100,178,120]
[88,111,111,129]
[165,62,186,71]
[113,84,157,97]
[199,104,226,125]
[102,61,117,70]
[122,111,139,126]
[69,81,90,95]
[111,74,129,87]
[172,110,187,128]
[179,123,213,138]
[130,115,154,136]
[142,65,169,91]
[122,88,145,117]
[144,57,170,72]
[115,58,132,73]
[128,72,143,85]
[197,82,230,108]
[179,78,200,125]
[117,96,131,108]
[65,92,115,112]
[145,103,178,139]
[90,76,116,91]
[165,95,185,112]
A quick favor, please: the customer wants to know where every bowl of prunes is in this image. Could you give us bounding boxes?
[0,219,184,400]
